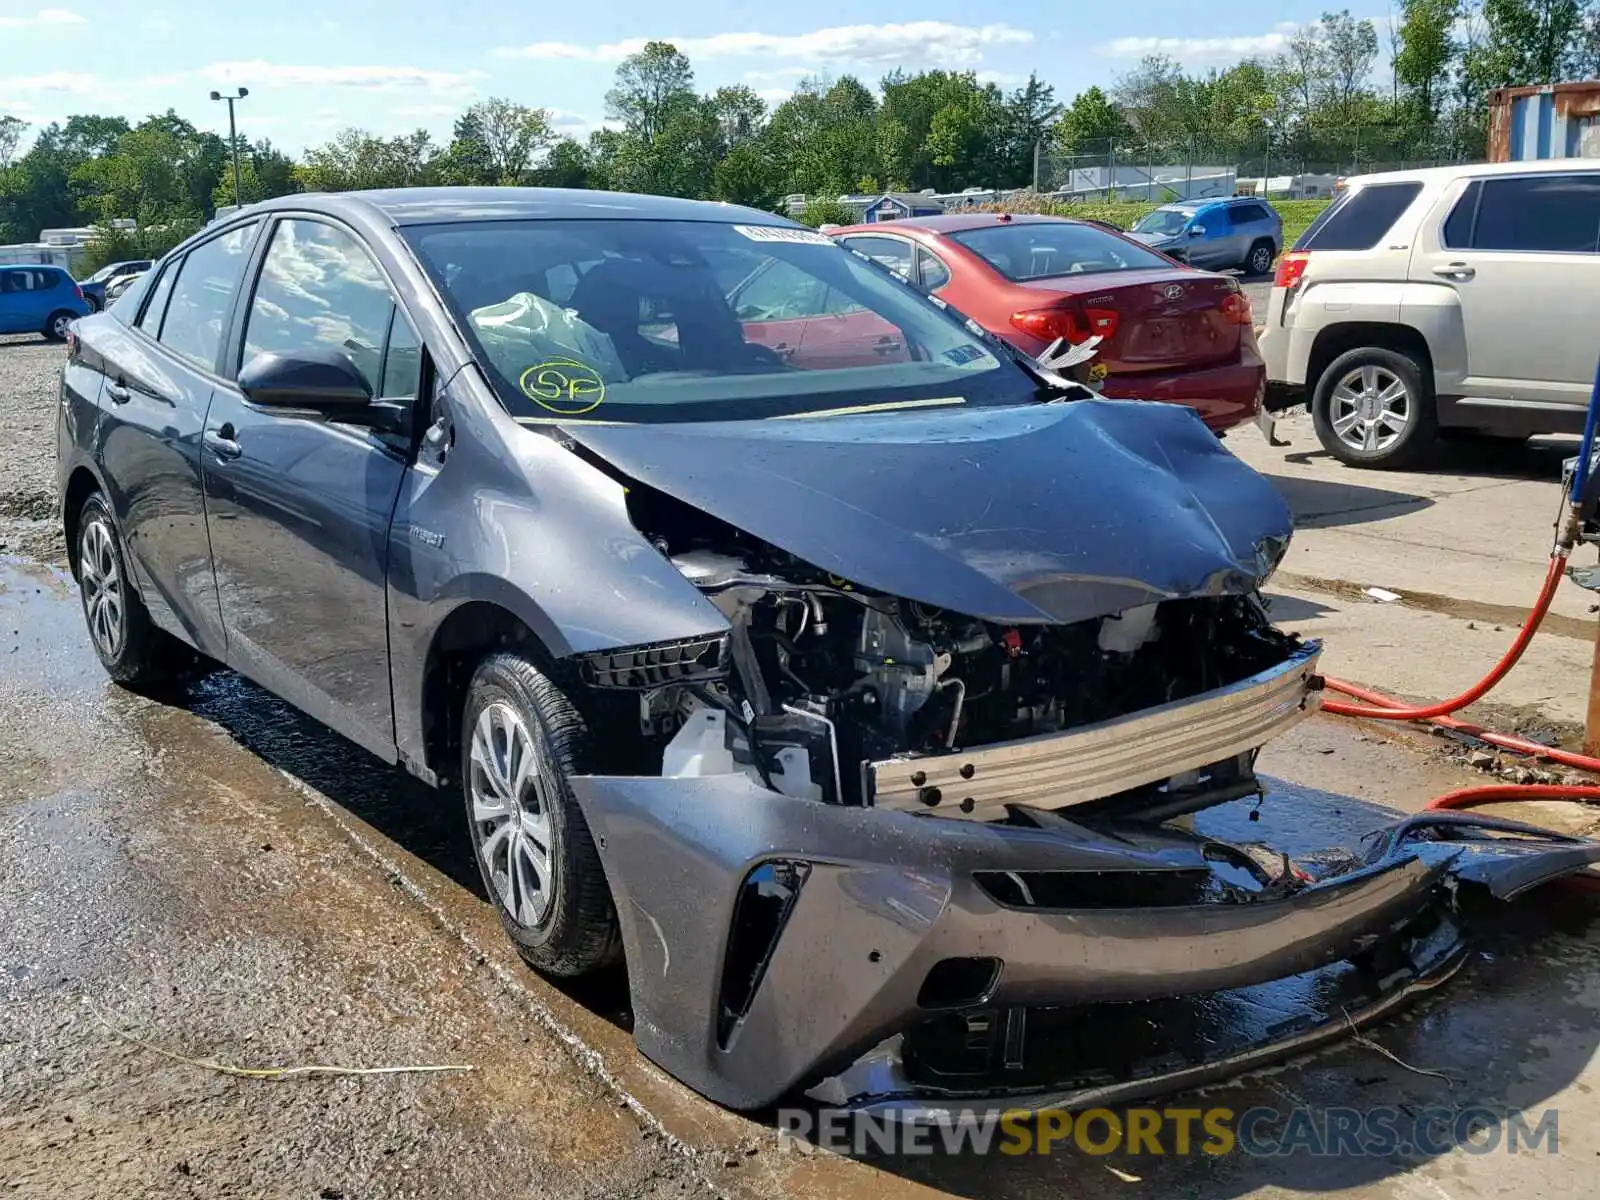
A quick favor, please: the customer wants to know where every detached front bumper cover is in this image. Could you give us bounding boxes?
[570,772,1600,1113]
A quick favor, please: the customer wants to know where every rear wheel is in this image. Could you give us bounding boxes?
[82,295,101,314]
[1312,346,1437,469]
[461,651,622,978]
[76,492,193,687]
[1243,240,1275,277]
[44,310,76,341]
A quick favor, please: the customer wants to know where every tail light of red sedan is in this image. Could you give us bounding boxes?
[1010,304,1120,346]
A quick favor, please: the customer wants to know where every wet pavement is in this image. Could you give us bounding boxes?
[3,555,1600,1199]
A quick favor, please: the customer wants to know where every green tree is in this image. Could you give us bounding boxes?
[469,97,557,184]
[1054,85,1130,152]
[0,115,25,169]
[798,197,855,227]
[537,138,591,188]
[605,41,696,144]
[997,74,1058,184]
[1396,0,1461,120]
[295,128,438,192]
[1479,0,1583,84]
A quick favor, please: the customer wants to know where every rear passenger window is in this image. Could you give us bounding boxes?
[137,262,176,335]
[1469,175,1600,253]
[1297,182,1422,251]
[158,222,259,370]
[1441,181,1481,248]
[379,312,422,401]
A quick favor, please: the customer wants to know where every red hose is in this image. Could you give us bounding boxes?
[1423,785,1600,892]
[1320,552,1570,722]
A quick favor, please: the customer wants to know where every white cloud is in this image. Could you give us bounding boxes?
[394,103,461,117]
[743,66,818,84]
[755,87,793,106]
[976,69,1027,87]
[1104,22,1302,62]
[0,71,101,93]
[496,22,1033,69]
[144,61,487,96]
[0,8,86,29]
[140,12,171,35]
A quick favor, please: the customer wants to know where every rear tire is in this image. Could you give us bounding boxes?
[1243,240,1275,277]
[44,310,76,341]
[75,492,193,687]
[82,295,101,314]
[1311,346,1437,469]
[460,651,623,978]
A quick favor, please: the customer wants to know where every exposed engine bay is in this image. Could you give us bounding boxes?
[589,480,1313,821]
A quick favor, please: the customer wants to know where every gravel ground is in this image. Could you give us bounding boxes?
[0,333,67,564]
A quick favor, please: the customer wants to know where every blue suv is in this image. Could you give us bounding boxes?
[78,259,153,313]
[1128,198,1282,276]
[0,265,90,340]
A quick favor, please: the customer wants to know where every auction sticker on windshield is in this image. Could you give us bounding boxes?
[732,225,835,247]
[519,359,606,415]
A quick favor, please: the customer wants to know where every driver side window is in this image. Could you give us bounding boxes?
[241,218,404,403]
[733,258,831,320]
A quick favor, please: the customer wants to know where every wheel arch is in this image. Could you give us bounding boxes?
[61,464,107,581]
[417,594,557,789]
[1305,323,1435,403]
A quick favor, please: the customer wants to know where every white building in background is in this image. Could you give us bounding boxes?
[0,219,138,272]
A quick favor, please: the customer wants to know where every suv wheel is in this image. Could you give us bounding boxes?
[1244,240,1275,276]
[461,651,622,978]
[1312,347,1437,469]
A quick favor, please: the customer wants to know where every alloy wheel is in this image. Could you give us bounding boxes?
[469,700,555,927]
[1249,244,1273,275]
[1328,364,1412,454]
[52,313,74,339]
[78,518,125,660]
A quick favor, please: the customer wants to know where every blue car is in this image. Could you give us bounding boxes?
[0,264,90,340]
[78,259,153,313]
[1127,198,1283,276]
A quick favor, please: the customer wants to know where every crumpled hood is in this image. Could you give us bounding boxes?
[561,399,1293,625]
[1127,231,1175,248]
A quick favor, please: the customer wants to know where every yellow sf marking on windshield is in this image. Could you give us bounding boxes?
[768,396,967,420]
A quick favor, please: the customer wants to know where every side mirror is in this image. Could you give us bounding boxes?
[1188,224,1206,237]
[238,349,376,419]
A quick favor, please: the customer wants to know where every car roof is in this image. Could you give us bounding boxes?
[1343,158,1600,187]
[244,186,791,228]
[831,213,1101,235]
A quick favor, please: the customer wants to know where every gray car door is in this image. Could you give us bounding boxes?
[93,222,262,658]
[200,215,421,759]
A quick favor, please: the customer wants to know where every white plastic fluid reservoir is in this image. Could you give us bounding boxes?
[662,708,736,777]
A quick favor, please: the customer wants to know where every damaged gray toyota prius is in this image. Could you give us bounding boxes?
[58,188,1600,1117]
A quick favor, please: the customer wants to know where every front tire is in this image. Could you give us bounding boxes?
[1244,240,1275,276]
[1312,347,1437,469]
[75,493,191,687]
[461,651,622,978]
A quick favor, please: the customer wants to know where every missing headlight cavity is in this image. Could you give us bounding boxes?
[917,956,1003,1010]
[717,859,809,1048]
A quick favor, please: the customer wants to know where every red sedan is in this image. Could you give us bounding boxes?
[826,214,1265,434]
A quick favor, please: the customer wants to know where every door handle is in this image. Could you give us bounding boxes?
[204,424,242,461]
[105,382,130,405]
[1432,262,1475,280]
[875,336,903,355]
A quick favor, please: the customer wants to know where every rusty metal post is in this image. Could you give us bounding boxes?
[1587,612,1600,757]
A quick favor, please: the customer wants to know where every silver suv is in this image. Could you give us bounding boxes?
[1259,160,1600,468]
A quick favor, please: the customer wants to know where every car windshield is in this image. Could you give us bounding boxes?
[402,218,1034,424]
[945,221,1172,282]
[1132,208,1192,236]
[86,263,124,283]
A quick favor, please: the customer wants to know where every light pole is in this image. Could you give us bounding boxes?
[209,87,249,207]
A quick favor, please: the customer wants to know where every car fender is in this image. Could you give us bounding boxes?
[1396,281,1468,394]
[386,369,731,774]
[1281,281,1408,387]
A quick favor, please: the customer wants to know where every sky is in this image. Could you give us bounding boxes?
[0,2,1390,154]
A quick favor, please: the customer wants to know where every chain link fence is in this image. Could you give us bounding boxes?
[1035,127,1486,201]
